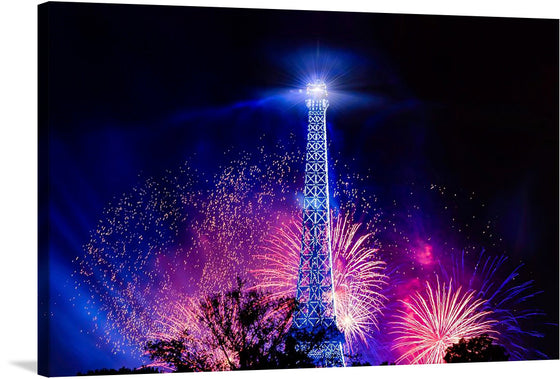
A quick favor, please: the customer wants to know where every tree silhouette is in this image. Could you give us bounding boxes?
[444,334,509,363]
[77,366,160,375]
[144,280,323,371]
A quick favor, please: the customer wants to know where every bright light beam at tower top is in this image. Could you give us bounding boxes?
[306,81,328,99]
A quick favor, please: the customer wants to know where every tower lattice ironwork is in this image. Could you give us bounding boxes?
[293,81,344,367]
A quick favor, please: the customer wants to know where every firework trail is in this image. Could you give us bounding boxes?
[251,211,387,350]
[439,250,545,360]
[390,277,497,364]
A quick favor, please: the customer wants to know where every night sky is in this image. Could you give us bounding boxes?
[39,2,558,376]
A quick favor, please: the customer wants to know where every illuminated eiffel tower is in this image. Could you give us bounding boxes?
[293,81,344,367]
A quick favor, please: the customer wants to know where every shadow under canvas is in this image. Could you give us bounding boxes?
[11,360,37,374]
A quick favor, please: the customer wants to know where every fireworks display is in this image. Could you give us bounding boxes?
[71,143,548,367]
[64,34,550,371]
[390,277,497,364]
[40,5,558,377]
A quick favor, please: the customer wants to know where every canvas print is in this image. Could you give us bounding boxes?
[38,2,559,377]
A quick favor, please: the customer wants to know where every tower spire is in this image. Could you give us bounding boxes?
[293,81,344,367]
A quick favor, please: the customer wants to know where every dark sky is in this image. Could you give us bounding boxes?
[39,2,558,376]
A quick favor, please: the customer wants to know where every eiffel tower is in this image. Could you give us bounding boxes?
[293,81,344,367]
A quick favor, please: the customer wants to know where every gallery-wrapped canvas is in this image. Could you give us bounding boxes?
[38,1,559,377]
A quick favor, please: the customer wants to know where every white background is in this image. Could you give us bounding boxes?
[0,0,558,378]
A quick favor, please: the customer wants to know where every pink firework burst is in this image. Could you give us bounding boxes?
[390,277,498,364]
[251,211,387,349]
